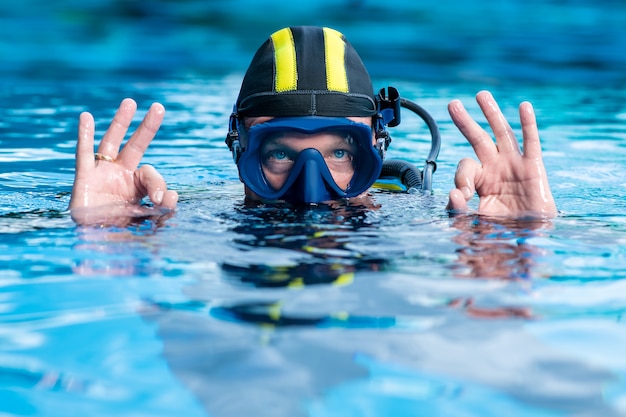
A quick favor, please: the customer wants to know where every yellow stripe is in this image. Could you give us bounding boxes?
[287,277,304,289]
[268,302,282,321]
[333,272,354,286]
[271,28,297,92]
[323,27,349,93]
[331,311,349,321]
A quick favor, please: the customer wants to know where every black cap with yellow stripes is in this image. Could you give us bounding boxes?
[235,26,377,118]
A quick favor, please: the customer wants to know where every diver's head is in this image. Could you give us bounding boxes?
[225,26,392,204]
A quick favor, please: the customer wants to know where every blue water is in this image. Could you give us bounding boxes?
[2,1,626,416]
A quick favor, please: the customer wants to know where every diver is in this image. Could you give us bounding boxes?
[68,26,557,224]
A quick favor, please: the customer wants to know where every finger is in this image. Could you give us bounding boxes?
[454,157,481,198]
[160,190,179,210]
[117,102,165,170]
[97,98,138,159]
[446,189,469,212]
[475,90,520,155]
[135,164,174,206]
[519,101,543,160]
[76,112,96,175]
[448,98,497,162]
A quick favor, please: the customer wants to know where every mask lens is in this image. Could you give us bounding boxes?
[237,117,382,202]
[259,130,358,192]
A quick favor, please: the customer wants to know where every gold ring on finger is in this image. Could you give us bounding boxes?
[94,153,115,163]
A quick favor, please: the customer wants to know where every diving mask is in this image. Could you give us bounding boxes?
[236,117,383,204]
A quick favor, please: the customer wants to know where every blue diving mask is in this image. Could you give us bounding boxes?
[237,117,383,204]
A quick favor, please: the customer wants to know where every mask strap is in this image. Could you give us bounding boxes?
[374,122,390,160]
[225,110,244,164]
[374,86,401,160]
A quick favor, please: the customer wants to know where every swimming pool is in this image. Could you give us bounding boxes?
[2,1,626,416]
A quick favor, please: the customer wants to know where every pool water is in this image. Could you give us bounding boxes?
[2,1,626,416]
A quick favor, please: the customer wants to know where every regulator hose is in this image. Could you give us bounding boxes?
[377,97,441,192]
[400,98,441,192]
[380,159,423,189]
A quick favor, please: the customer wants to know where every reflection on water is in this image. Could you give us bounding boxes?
[117,199,603,417]
[4,153,625,416]
[450,216,551,282]
[222,202,385,288]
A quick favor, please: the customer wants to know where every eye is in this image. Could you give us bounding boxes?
[332,149,354,161]
[334,149,346,158]
[269,150,288,160]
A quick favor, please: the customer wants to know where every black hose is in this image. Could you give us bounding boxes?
[380,159,422,190]
[376,97,441,192]
[399,98,440,192]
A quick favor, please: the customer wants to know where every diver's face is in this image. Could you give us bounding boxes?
[247,117,374,193]
[260,131,357,191]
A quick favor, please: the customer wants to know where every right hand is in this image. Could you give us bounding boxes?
[69,98,178,224]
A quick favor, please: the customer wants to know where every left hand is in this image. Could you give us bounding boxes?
[446,91,557,217]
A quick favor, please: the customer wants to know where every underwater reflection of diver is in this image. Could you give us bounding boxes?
[142,203,398,332]
[221,261,360,288]
[205,203,404,330]
[221,203,386,288]
[210,301,396,329]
